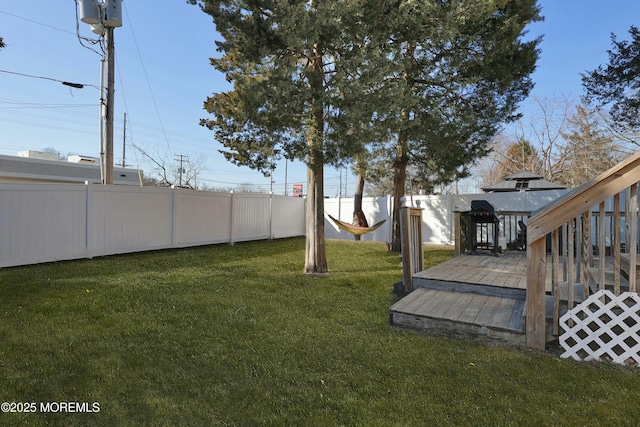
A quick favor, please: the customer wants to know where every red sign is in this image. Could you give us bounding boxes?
[293,184,303,197]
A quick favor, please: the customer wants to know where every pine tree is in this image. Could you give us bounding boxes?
[583,26,640,130]
[496,138,543,179]
[188,0,386,274]
[363,0,543,251]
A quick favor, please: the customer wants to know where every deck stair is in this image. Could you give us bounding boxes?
[390,253,584,346]
[390,285,528,346]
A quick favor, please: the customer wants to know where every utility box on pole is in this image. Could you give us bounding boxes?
[78,0,101,24]
[104,0,123,27]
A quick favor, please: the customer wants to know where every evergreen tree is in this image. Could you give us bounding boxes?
[498,138,543,179]
[189,0,541,259]
[583,26,640,130]
[369,0,543,251]
[188,0,385,274]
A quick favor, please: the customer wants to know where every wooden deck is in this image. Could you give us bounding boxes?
[413,251,552,292]
[390,252,556,346]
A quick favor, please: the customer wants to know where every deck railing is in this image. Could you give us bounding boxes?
[526,151,640,351]
[454,210,531,255]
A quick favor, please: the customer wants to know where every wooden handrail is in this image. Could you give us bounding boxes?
[527,151,640,244]
[526,150,640,350]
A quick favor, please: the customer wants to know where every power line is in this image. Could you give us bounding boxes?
[0,10,75,35]
[122,2,172,155]
[0,69,100,90]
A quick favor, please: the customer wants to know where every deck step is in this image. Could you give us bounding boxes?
[413,276,527,300]
[390,288,526,346]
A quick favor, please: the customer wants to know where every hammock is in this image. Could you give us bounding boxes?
[327,214,387,236]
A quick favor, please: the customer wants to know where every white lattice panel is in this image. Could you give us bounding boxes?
[560,290,640,366]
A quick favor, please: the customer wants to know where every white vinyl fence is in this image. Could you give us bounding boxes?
[0,181,566,268]
[324,190,568,245]
[0,183,305,268]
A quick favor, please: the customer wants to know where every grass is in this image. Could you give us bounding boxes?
[0,238,639,426]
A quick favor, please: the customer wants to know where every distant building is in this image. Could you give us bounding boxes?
[18,149,61,161]
[0,152,142,186]
[481,172,566,193]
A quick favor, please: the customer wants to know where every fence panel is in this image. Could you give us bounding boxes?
[271,194,305,239]
[90,186,174,257]
[231,193,271,243]
[174,190,232,246]
[0,184,88,267]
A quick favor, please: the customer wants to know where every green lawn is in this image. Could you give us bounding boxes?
[0,238,638,426]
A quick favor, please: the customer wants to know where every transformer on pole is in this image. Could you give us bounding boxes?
[78,0,122,185]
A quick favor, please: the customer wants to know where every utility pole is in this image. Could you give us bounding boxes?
[99,58,106,181]
[104,25,115,184]
[78,0,123,185]
[284,159,288,196]
[270,168,275,195]
[175,154,188,188]
[122,112,127,167]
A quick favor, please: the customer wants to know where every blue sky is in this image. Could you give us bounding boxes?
[1,1,639,194]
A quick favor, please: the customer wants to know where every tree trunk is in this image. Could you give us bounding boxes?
[304,42,329,275]
[390,44,414,253]
[390,131,408,252]
[353,172,366,241]
[352,153,367,241]
[305,160,327,274]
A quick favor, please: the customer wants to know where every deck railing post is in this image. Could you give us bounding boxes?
[400,198,424,293]
[614,193,621,294]
[454,211,462,256]
[526,237,547,350]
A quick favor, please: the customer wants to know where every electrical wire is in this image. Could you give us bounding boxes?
[0,69,100,90]
[122,2,172,156]
[0,10,75,35]
[73,0,105,57]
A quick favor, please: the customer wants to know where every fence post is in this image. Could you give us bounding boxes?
[85,181,94,259]
[400,197,424,293]
[269,191,274,240]
[171,186,177,247]
[229,190,235,245]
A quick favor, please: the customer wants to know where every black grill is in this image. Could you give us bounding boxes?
[469,200,499,224]
[468,200,499,256]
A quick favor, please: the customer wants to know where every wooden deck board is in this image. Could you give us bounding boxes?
[425,291,461,318]
[391,287,426,312]
[441,292,476,322]
[414,252,551,291]
[400,289,437,313]
[488,297,518,329]
[455,294,489,324]
[508,299,525,331]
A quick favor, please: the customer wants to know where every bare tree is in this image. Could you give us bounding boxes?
[175,155,207,189]
[478,95,623,189]
[559,104,621,187]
